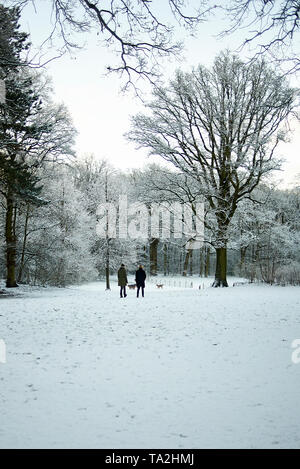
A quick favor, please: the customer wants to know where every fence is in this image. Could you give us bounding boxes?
[147,276,207,290]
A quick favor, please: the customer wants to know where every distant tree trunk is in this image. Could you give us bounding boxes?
[189,248,193,276]
[105,172,111,290]
[212,247,228,287]
[250,242,259,282]
[163,243,168,276]
[199,247,204,277]
[150,237,159,276]
[59,185,66,287]
[142,244,147,265]
[178,248,182,275]
[205,246,210,277]
[5,189,18,288]
[105,264,110,289]
[183,249,192,276]
[18,203,30,283]
[105,242,110,290]
[239,246,247,274]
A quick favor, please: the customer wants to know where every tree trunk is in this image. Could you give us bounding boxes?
[178,249,182,275]
[239,246,247,275]
[199,247,204,277]
[104,173,111,290]
[205,246,210,277]
[163,243,168,276]
[5,190,18,288]
[212,247,228,287]
[18,203,30,283]
[105,236,111,290]
[150,238,159,276]
[105,264,110,290]
[189,248,193,276]
[142,244,147,265]
[213,210,229,287]
[183,249,192,276]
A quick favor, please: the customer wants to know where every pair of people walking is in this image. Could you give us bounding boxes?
[117,264,146,298]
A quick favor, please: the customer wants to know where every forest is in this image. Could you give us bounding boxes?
[1,3,300,290]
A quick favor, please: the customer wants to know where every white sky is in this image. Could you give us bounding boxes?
[16,0,300,188]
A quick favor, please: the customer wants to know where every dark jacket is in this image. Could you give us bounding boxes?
[118,266,128,286]
[135,268,146,287]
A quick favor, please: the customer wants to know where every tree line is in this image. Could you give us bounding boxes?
[1,152,299,288]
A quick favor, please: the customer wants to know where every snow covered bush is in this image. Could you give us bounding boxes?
[274,262,300,286]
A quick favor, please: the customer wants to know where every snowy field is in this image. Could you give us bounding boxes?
[0,277,300,449]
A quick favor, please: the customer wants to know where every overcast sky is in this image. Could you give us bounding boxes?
[16,0,300,187]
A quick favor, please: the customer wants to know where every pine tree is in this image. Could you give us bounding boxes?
[0,8,76,287]
[0,5,29,76]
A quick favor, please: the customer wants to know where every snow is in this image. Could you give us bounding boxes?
[0,278,300,449]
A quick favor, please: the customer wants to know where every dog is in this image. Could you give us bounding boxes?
[128,284,136,290]
[156,284,164,289]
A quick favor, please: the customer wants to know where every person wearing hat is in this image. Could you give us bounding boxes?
[118,264,128,298]
[135,265,146,298]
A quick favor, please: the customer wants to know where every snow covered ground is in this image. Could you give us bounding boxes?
[0,277,300,449]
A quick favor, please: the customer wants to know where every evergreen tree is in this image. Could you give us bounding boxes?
[0,6,76,289]
[0,5,30,76]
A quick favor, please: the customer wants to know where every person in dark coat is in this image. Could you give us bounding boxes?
[118,264,128,298]
[135,265,146,298]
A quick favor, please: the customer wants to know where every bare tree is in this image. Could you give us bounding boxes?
[6,0,208,89]
[128,51,298,286]
[220,0,300,73]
